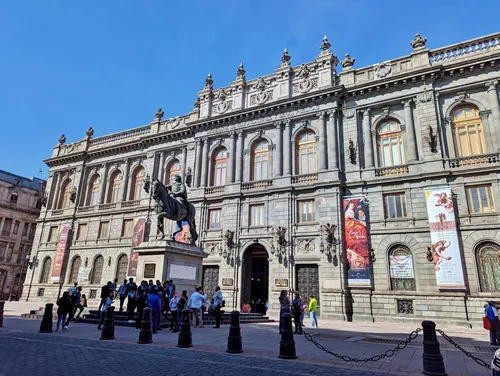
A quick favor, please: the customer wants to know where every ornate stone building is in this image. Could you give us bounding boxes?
[0,170,45,300]
[23,32,500,326]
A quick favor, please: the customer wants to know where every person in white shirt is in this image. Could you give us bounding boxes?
[169,294,179,330]
[213,286,223,329]
[188,287,207,328]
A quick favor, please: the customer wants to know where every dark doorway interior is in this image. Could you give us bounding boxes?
[241,244,269,313]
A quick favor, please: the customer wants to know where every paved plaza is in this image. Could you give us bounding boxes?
[0,316,495,376]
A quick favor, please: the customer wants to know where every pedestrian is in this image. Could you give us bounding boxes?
[110,278,119,296]
[118,279,127,311]
[147,288,162,333]
[300,296,306,328]
[65,286,82,328]
[147,280,154,293]
[68,282,78,296]
[292,291,303,334]
[56,291,72,332]
[213,286,223,329]
[74,292,87,320]
[126,277,137,294]
[265,299,269,315]
[169,293,179,331]
[98,281,112,311]
[485,301,499,345]
[127,285,138,323]
[242,302,251,313]
[138,280,148,295]
[188,287,207,328]
[278,290,290,334]
[309,295,318,329]
[97,290,114,330]
[135,289,147,332]
[174,290,188,332]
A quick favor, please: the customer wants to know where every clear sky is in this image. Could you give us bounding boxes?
[1,0,498,179]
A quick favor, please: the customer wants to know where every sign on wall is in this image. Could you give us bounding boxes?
[77,267,91,282]
[274,278,289,288]
[424,187,466,289]
[343,198,372,288]
[127,217,147,277]
[222,278,234,287]
[169,264,197,281]
[389,255,414,279]
[51,226,71,283]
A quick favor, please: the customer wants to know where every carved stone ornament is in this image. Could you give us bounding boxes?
[280,48,291,67]
[320,35,331,51]
[214,88,232,114]
[165,116,181,130]
[454,92,470,103]
[410,33,427,50]
[341,54,355,70]
[218,87,228,102]
[223,229,235,250]
[206,243,220,255]
[86,127,94,138]
[255,77,266,91]
[375,62,392,79]
[193,97,201,108]
[205,73,213,89]
[298,238,315,254]
[155,108,164,120]
[343,108,355,119]
[58,134,67,145]
[348,138,357,165]
[272,226,287,247]
[418,92,432,103]
[236,62,246,79]
[296,64,311,79]
[251,78,272,105]
[69,187,77,203]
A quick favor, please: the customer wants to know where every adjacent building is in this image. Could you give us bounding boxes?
[0,170,45,300]
[23,32,500,326]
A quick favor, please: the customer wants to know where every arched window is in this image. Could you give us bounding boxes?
[451,105,487,157]
[115,254,128,281]
[90,255,104,285]
[58,180,72,209]
[130,167,145,201]
[39,257,52,283]
[107,171,121,203]
[476,242,500,292]
[86,175,100,206]
[251,139,269,181]
[388,246,416,291]
[166,159,181,184]
[211,148,228,186]
[69,256,81,284]
[377,119,405,167]
[296,130,316,175]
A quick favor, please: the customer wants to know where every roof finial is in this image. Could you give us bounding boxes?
[155,108,164,121]
[205,72,213,89]
[280,48,291,66]
[58,134,66,145]
[320,35,331,51]
[410,33,427,50]
[236,62,246,79]
[85,126,94,138]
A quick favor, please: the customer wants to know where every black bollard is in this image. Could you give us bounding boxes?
[279,311,297,359]
[39,303,54,333]
[226,310,243,353]
[177,309,193,348]
[422,320,447,376]
[0,300,4,328]
[100,306,115,340]
[138,308,153,344]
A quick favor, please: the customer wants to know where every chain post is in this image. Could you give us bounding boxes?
[422,320,447,376]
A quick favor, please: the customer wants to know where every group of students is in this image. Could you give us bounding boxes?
[55,283,88,331]
[278,290,318,335]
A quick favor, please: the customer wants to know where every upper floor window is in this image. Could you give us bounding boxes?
[121,219,133,237]
[9,192,18,203]
[86,175,100,206]
[2,219,12,235]
[250,204,264,226]
[252,139,269,181]
[130,166,145,201]
[12,221,20,235]
[98,221,109,239]
[166,159,181,184]
[451,105,487,157]
[22,223,28,237]
[76,223,88,240]
[39,257,52,284]
[58,180,72,209]
[48,226,58,242]
[108,171,121,204]
[296,130,316,175]
[297,200,315,223]
[211,148,227,187]
[208,209,221,229]
[377,119,405,167]
[384,192,408,219]
[466,185,495,214]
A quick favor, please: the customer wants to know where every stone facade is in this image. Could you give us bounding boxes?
[23,32,500,327]
[0,170,45,300]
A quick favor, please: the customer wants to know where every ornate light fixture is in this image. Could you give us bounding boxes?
[271,226,289,263]
[219,229,235,265]
[320,223,341,262]
[27,255,38,270]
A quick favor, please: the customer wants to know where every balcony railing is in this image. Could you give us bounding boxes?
[375,165,409,177]
[99,203,117,210]
[292,173,318,184]
[51,209,64,216]
[78,206,96,213]
[449,153,500,168]
[1,231,10,237]
[89,125,151,148]
[205,186,225,195]
[122,200,141,208]
[241,180,273,191]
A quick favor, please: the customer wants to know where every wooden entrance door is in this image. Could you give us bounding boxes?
[202,266,219,297]
[295,264,320,315]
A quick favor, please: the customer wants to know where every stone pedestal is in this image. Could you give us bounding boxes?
[134,240,208,292]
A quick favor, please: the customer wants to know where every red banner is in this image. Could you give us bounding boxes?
[51,226,71,283]
[127,218,146,277]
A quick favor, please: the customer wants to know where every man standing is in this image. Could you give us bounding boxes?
[98,281,112,312]
[213,286,223,329]
[118,279,128,311]
[188,287,207,328]
[486,301,499,346]
[147,288,162,333]
[309,295,318,328]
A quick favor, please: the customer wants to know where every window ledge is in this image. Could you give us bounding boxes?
[249,225,267,229]
[384,217,410,222]
[296,221,319,226]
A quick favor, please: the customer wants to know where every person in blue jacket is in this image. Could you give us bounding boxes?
[147,287,162,333]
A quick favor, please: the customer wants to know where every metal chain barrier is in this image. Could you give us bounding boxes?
[302,327,421,362]
[436,329,491,370]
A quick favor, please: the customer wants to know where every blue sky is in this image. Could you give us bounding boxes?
[1,0,498,179]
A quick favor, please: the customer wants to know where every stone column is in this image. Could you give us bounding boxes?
[49,173,60,209]
[181,146,187,180]
[200,137,209,187]
[402,99,418,162]
[486,80,500,150]
[229,132,237,183]
[121,159,131,202]
[283,120,292,175]
[235,131,244,182]
[362,109,374,168]
[327,109,338,169]
[317,112,328,171]
[194,139,202,187]
[157,151,165,183]
[274,122,283,177]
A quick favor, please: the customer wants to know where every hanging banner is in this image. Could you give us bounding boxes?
[51,226,71,282]
[343,198,371,288]
[127,217,147,277]
[77,267,92,282]
[424,187,465,289]
[389,255,414,279]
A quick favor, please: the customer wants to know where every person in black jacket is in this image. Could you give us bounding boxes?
[135,289,147,332]
[98,281,112,311]
[56,292,72,332]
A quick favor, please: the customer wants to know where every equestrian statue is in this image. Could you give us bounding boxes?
[150,175,198,243]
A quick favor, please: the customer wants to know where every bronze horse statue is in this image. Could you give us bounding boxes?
[151,179,198,243]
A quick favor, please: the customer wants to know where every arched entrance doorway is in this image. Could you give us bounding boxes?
[241,244,269,313]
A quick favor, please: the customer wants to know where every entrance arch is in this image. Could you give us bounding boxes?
[241,244,269,313]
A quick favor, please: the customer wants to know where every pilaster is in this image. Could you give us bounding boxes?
[235,131,244,183]
[200,137,209,187]
[486,80,500,149]
[274,122,283,177]
[402,99,418,162]
[283,120,292,175]
[317,112,328,171]
[194,139,202,187]
[362,109,374,168]
[229,132,237,183]
[327,107,338,169]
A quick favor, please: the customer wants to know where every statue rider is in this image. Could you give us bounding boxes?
[167,175,189,211]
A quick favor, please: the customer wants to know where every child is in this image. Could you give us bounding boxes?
[97,290,113,330]
[56,291,72,332]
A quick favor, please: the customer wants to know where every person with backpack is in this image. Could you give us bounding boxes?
[56,291,72,332]
[117,279,127,311]
[292,291,303,334]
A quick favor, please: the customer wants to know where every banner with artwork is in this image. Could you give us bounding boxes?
[173,219,191,244]
[127,217,147,277]
[77,267,92,282]
[51,226,71,282]
[424,187,465,289]
[343,198,371,288]
[389,255,414,279]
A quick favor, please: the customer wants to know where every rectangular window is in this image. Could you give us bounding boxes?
[297,200,315,223]
[48,226,59,242]
[384,193,408,219]
[466,185,495,213]
[76,223,88,240]
[98,221,109,239]
[22,223,28,237]
[2,219,12,235]
[13,221,20,235]
[208,209,221,229]
[28,224,35,238]
[250,205,264,226]
[122,219,133,237]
